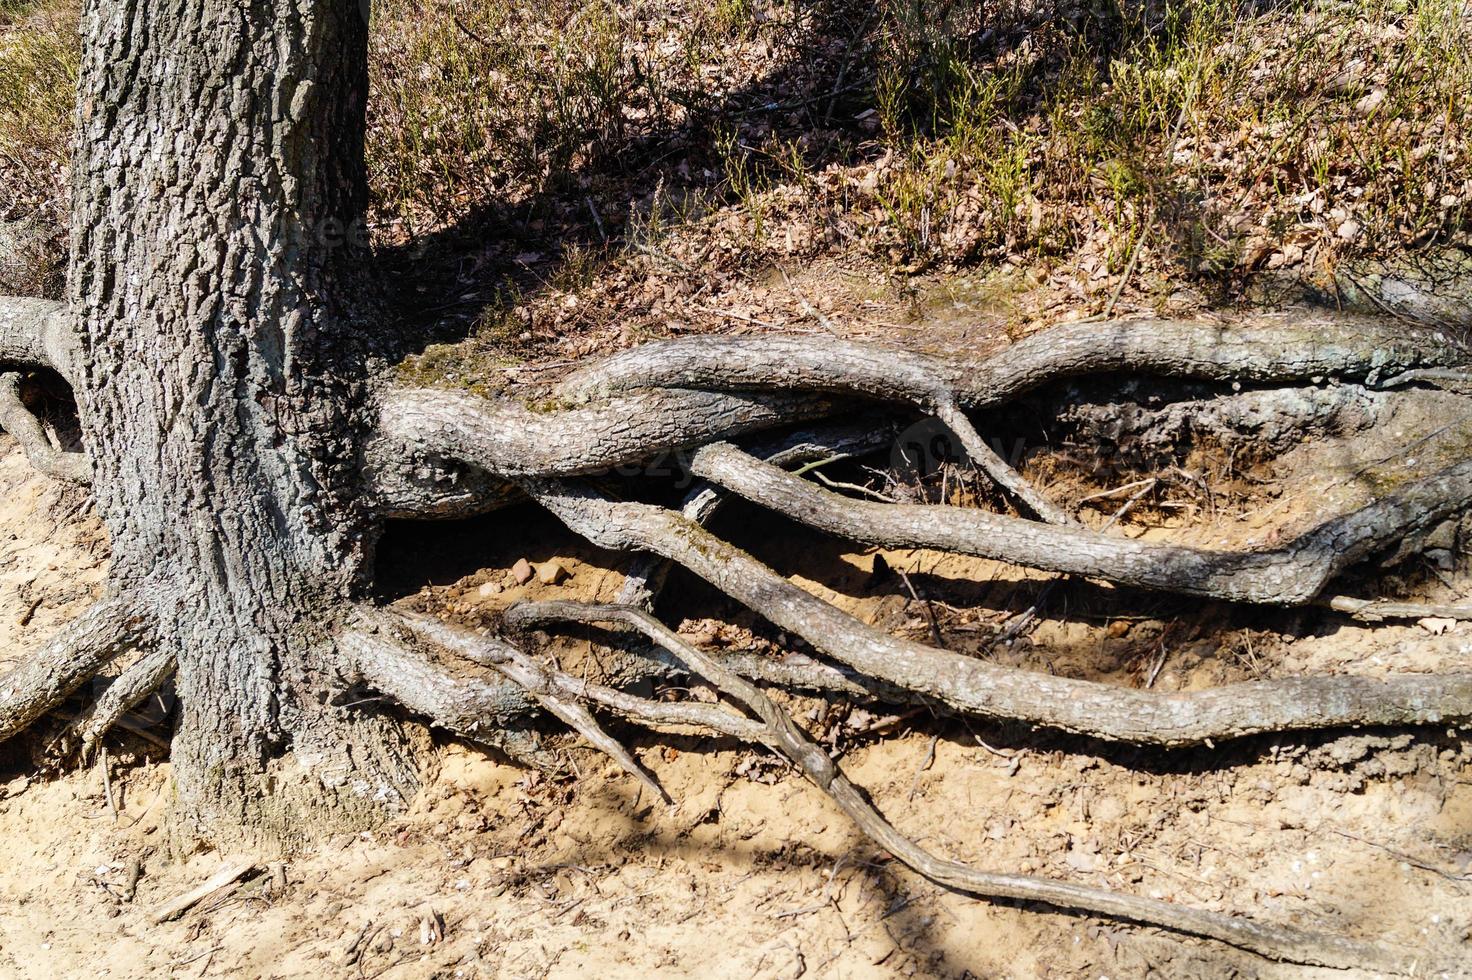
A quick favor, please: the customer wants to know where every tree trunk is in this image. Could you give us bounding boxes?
[66,0,421,853]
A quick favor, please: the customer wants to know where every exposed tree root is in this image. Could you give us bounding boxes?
[74,647,175,753]
[619,421,895,609]
[690,442,1472,605]
[1378,367,1472,389]
[0,373,92,484]
[931,401,1074,524]
[556,316,1460,412]
[558,327,1077,521]
[1325,596,1472,623]
[371,386,833,518]
[380,611,770,740]
[374,317,1465,522]
[522,479,1472,746]
[553,318,1451,525]
[369,386,834,521]
[499,600,1411,972]
[421,622,671,803]
[0,593,155,745]
[339,617,557,769]
[0,296,74,378]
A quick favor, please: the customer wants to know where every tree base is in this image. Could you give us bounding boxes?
[167,708,430,858]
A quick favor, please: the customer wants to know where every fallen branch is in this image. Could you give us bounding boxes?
[505,600,1411,972]
[522,479,1472,746]
[151,859,256,924]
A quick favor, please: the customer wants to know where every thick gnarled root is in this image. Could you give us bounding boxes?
[554,316,1457,409]
[0,592,155,745]
[370,386,834,519]
[338,615,559,770]
[690,442,1472,606]
[0,296,75,379]
[521,479,1472,746]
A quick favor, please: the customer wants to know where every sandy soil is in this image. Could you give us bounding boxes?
[2,331,1472,979]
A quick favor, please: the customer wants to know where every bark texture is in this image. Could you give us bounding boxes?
[64,0,419,851]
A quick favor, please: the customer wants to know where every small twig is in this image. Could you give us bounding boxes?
[814,470,896,503]
[1103,224,1148,320]
[692,304,781,330]
[908,734,939,802]
[897,567,946,649]
[584,196,607,242]
[1323,595,1472,623]
[166,946,221,970]
[151,860,256,924]
[451,15,494,49]
[1076,478,1157,507]
[1376,367,1472,390]
[16,595,42,628]
[1104,478,1158,527]
[99,746,118,823]
[1323,828,1471,884]
[1145,641,1170,689]
[972,735,1015,760]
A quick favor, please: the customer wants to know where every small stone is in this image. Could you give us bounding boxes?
[536,560,569,585]
[510,558,534,585]
[478,581,503,599]
[1354,88,1386,115]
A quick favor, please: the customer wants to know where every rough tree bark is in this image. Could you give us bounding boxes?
[63,0,420,851]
